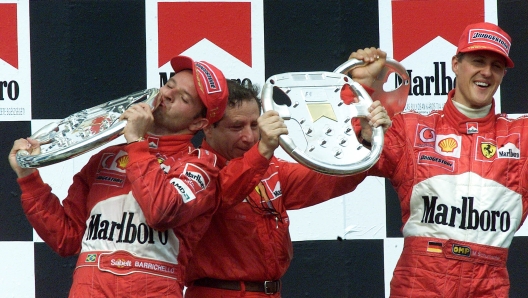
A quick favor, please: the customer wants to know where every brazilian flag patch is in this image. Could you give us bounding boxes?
[86,254,97,263]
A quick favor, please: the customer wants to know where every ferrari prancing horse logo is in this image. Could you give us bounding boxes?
[481,142,497,159]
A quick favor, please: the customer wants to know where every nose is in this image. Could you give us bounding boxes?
[240,126,255,144]
[480,63,492,77]
[158,86,174,103]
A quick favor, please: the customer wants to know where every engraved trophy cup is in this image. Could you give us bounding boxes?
[16,88,159,168]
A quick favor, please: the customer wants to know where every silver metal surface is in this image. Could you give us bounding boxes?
[16,88,159,168]
[262,58,408,175]
[334,58,410,118]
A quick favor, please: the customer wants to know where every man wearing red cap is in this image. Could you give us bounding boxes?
[349,22,523,296]
[8,56,228,297]
[183,79,391,297]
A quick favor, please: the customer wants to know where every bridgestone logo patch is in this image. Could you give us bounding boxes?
[472,32,509,50]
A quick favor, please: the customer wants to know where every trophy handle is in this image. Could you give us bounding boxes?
[262,58,408,175]
[333,58,410,118]
[16,88,159,168]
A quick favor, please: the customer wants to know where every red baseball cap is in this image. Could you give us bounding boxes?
[457,22,514,68]
[170,56,228,124]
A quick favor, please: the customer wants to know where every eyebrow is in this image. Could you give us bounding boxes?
[229,120,244,126]
[167,76,177,86]
[169,77,195,102]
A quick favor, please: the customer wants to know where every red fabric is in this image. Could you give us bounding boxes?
[391,239,509,297]
[367,90,528,296]
[456,22,514,68]
[18,134,220,297]
[184,140,367,289]
[185,285,281,298]
[69,267,183,298]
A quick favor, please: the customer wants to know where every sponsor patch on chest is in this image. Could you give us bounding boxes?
[435,134,462,158]
[420,195,512,232]
[94,151,128,187]
[496,133,520,159]
[414,124,436,148]
[475,134,520,162]
[261,172,282,199]
[417,151,455,172]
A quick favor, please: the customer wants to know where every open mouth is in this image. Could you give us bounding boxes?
[474,81,490,88]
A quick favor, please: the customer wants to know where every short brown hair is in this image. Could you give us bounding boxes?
[213,79,261,126]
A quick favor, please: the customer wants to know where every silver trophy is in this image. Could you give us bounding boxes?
[261,58,409,175]
[16,88,159,168]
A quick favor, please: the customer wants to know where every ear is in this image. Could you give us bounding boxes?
[451,55,459,75]
[202,122,214,139]
[188,117,209,133]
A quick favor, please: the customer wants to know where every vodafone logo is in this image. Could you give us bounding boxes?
[157,2,251,67]
[414,124,435,148]
[0,3,18,69]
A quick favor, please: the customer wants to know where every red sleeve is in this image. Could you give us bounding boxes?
[366,114,407,179]
[362,84,376,95]
[217,142,270,209]
[126,142,220,230]
[277,159,368,210]
[18,165,92,256]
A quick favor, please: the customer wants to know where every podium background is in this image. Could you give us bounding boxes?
[1,1,528,297]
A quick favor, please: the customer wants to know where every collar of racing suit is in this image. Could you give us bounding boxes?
[200,139,228,168]
[452,99,492,119]
[443,89,496,135]
[143,133,194,152]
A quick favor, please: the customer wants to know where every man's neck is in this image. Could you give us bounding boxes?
[452,100,491,119]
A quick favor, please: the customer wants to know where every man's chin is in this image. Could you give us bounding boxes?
[234,148,251,157]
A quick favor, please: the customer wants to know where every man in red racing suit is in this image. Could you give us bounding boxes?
[8,56,229,297]
[349,23,525,297]
[184,80,391,297]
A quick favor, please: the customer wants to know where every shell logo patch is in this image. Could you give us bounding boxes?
[435,134,462,158]
[116,155,129,170]
[438,137,458,153]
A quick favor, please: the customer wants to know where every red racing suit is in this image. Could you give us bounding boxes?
[184,140,368,297]
[17,134,219,297]
[367,90,528,297]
